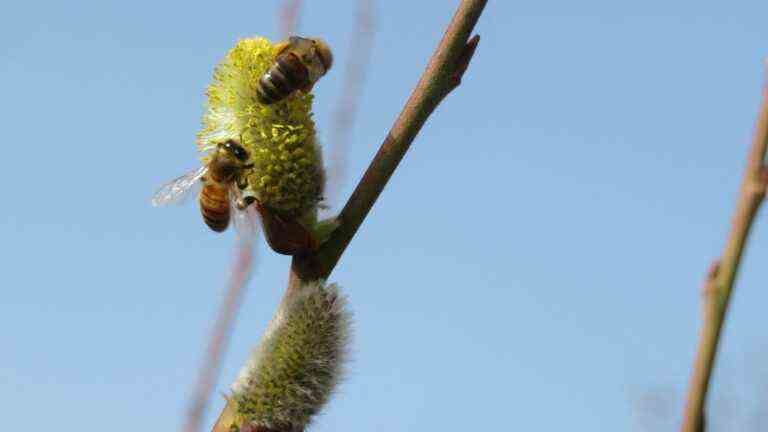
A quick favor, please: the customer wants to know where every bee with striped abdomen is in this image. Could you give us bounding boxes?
[151,139,257,236]
[256,36,333,105]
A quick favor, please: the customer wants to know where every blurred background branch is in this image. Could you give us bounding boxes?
[181,244,255,432]
[681,77,768,431]
[325,0,377,209]
[278,0,303,39]
[635,348,768,431]
[180,2,309,430]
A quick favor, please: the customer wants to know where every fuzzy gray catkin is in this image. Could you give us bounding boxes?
[228,280,351,432]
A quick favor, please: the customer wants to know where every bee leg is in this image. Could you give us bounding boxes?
[236,177,249,189]
[300,82,316,93]
[235,195,257,211]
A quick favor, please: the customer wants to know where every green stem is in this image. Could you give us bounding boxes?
[680,84,768,432]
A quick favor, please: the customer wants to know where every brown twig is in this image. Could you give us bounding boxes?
[680,80,768,431]
[181,244,255,432]
[325,0,377,208]
[278,0,303,39]
[291,0,486,289]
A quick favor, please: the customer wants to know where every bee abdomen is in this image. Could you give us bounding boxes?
[256,54,309,105]
[200,184,230,232]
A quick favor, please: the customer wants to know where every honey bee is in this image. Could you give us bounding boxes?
[151,138,323,254]
[152,139,258,238]
[256,36,333,105]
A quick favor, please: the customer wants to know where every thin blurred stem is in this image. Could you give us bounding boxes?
[278,0,303,39]
[181,2,304,426]
[290,0,486,285]
[681,81,768,431]
[181,244,254,432]
[325,0,377,208]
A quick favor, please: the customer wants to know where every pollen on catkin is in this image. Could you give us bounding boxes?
[230,281,351,432]
[197,37,325,218]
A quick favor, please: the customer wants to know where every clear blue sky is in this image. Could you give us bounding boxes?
[3,1,768,431]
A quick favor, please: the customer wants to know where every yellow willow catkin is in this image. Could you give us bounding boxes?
[214,280,351,432]
[197,37,325,219]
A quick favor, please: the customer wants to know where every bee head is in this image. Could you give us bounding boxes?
[311,38,333,73]
[209,139,250,182]
[220,139,249,162]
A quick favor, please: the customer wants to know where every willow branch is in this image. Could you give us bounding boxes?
[205,1,485,429]
[291,0,486,287]
[681,78,768,432]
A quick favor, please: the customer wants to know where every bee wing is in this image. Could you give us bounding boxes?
[151,165,208,207]
[229,187,260,246]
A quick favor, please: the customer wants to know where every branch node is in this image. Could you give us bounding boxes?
[759,165,768,187]
[450,34,480,89]
[701,259,720,300]
[746,165,768,198]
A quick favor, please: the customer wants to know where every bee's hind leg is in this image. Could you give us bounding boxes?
[235,195,257,211]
